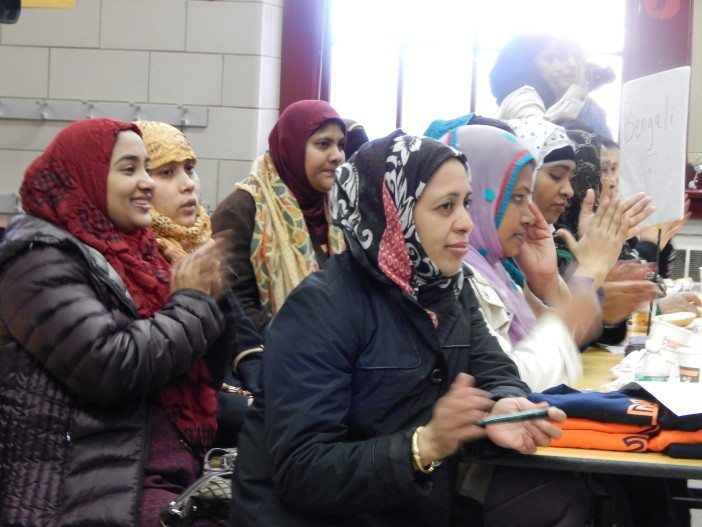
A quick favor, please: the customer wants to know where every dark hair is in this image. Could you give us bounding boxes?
[342,119,369,160]
[314,118,346,136]
[469,116,516,134]
[490,33,557,107]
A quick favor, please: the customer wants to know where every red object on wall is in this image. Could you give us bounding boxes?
[624,0,698,216]
[278,0,329,114]
[623,0,693,82]
[686,190,702,217]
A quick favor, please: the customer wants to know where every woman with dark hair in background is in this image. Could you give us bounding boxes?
[600,138,691,281]
[212,100,347,335]
[491,33,613,140]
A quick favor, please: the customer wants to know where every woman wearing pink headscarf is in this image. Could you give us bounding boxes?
[444,124,628,391]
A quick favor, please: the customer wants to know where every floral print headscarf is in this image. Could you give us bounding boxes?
[332,130,469,325]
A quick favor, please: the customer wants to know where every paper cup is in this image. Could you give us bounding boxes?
[650,319,691,351]
[677,347,702,382]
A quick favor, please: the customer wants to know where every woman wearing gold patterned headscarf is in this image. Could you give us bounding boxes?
[134,120,211,262]
[135,121,264,442]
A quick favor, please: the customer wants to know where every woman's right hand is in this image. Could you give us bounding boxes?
[600,280,663,324]
[417,373,494,465]
[170,239,221,296]
[605,260,654,282]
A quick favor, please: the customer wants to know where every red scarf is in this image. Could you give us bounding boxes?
[268,100,345,244]
[21,118,217,448]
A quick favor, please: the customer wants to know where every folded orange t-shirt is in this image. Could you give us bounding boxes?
[648,430,702,452]
[549,418,658,452]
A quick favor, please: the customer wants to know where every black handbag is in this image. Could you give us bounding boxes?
[159,447,238,527]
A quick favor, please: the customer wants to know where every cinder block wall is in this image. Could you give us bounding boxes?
[0,0,282,210]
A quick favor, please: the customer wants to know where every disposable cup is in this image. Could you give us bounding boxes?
[650,319,691,351]
[677,347,702,382]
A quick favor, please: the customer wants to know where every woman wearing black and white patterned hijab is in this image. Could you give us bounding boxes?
[230,129,568,527]
[332,129,469,324]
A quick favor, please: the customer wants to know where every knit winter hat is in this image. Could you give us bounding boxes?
[133,120,196,170]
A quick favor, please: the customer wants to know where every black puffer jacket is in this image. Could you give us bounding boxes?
[0,215,231,527]
[231,252,529,526]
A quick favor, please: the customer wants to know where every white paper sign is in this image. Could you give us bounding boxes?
[619,67,690,225]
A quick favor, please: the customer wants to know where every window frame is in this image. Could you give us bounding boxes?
[279,0,693,119]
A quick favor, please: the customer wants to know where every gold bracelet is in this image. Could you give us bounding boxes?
[411,426,438,474]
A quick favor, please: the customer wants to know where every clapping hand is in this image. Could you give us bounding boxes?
[577,190,654,240]
[639,198,691,249]
[170,239,223,298]
[559,197,630,287]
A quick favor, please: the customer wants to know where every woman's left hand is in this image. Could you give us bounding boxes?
[514,202,558,283]
[515,202,561,303]
[639,198,691,249]
[484,398,565,454]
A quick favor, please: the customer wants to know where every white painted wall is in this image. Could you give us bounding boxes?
[0,0,282,210]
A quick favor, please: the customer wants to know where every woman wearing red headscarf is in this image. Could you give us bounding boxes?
[0,118,234,526]
[212,100,347,334]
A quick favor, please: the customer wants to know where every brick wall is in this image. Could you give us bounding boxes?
[0,0,282,210]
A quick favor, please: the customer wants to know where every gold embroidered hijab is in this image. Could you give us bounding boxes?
[134,120,211,261]
[150,207,212,261]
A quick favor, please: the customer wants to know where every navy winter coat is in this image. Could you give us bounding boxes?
[230,251,529,526]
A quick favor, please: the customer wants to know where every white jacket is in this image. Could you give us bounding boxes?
[468,266,582,392]
[498,85,587,123]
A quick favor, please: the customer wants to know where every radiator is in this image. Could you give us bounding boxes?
[671,247,702,280]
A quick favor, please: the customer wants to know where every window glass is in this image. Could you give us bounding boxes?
[329,0,625,139]
[401,44,473,136]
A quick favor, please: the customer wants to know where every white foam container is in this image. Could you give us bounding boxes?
[649,319,692,351]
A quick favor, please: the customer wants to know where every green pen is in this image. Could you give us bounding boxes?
[477,407,550,427]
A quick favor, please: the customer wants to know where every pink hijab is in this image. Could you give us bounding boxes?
[442,124,538,343]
